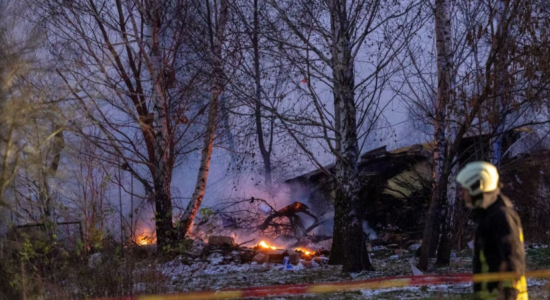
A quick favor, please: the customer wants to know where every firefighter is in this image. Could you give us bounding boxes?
[457,161,528,300]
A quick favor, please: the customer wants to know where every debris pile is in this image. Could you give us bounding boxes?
[250,240,330,270]
[186,235,331,272]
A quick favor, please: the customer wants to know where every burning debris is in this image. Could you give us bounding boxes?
[182,194,424,272]
[258,202,318,237]
[258,240,276,250]
[136,235,155,246]
[249,240,330,269]
[184,236,331,272]
[185,195,426,271]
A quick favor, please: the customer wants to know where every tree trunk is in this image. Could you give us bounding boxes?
[436,223,451,265]
[143,0,176,251]
[490,0,508,165]
[438,163,462,260]
[328,0,373,272]
[428,217,440,258]
[179,0,229,237]
[154,178,173,250]
[436,180,452,266]
[252,0,272,185]
[39,126,64,235]
[418,0,452,271]
[329,187,345,265]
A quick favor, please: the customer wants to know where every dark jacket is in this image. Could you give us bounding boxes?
[473,192,528,300]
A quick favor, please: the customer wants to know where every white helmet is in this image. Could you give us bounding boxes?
[456,161,499,196]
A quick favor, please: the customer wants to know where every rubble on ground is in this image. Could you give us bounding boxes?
[181,226,426,275]
[146,236,550,299]
[178,235,332,276]
[207,235,235,246]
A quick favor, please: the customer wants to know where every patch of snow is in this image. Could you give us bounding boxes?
[528,279,547,287]
[360,281,472,298]
[408,244,421,251]
[203,264,256,275]
[207,253,225,265]
[186,239,206,256]
[362,220,378,240]
[410,264,423,276]
[88,253,102,269]
[527,243,548,249]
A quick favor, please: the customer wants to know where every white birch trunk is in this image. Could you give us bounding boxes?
[179,0,229,237]
[418,0,452,270]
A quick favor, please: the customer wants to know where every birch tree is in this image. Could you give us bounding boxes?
[179,0,231,237]
[264,0,422,272]
[417,0,452,270]
[37,0,209,250]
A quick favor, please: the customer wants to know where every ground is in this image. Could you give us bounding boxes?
[146,244,550,299]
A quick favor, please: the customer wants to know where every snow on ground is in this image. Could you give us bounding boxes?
[143,245,550,299]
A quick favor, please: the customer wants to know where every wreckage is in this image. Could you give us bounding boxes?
[284,128,550,245]
[194,128,550,250]
[285,143,434,238]
[198,235,329,271]
[257,202,318,236]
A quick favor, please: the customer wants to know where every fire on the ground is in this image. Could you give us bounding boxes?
[251,240,329,266]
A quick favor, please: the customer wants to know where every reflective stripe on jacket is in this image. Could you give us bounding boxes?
[473,193,528,300]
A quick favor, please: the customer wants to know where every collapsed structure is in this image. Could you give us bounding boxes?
[285,129,550,244]
[286,143,433,239]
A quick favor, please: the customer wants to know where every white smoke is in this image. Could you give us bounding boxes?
[362,220,377,240]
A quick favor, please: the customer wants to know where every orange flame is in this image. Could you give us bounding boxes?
[295,248,313,256]
[258,240,278,250]
[136,235,154,246]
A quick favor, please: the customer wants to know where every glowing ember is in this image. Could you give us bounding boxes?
[136,235,154,246]
[295,248,313,256]
[258,240,277,250]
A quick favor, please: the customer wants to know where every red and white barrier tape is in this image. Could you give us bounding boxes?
[87,269,550,300]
